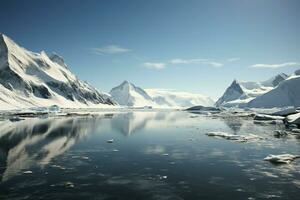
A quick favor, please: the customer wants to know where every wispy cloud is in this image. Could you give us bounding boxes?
[202,61,224,67]
[143,58,223,70]
[251,62,300,68]
[169,58,208,64]
[227,57,240,62]
[170,58,223,67]
[143,62,166,69]
[92,45,131,55]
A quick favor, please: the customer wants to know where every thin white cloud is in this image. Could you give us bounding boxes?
[143,58,224,70]
[227,57,240,62]
[169,58,207,64]
[143,62,166,70]
[92,45,131,55]
[202,61,223,67]
[251,62,299,69]
[169,58,223,67]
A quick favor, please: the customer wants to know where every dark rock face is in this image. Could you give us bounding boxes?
[271,73,288,87]
[31,84,52,99]
[47,81,114,105]
[215,80,244,106]
[0,67,32,94]
[0,67,51,99]
[48,53,68,68]
[186,105,221,112]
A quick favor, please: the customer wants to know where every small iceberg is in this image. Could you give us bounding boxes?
[254,114,284,121]
[291,129,300,134]
[23,170,33,174]
[264,154,300,164]
[186,106,222,114]
[273,130,289,137]
[286,113,300,126]
[270,107,298,117]
[107,139,114,143]
[48,105,60,113]
[206,132,262,142]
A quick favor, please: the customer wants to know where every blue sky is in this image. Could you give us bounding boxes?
[1,0,299,99]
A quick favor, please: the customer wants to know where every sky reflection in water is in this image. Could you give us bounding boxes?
[0,111,300,200]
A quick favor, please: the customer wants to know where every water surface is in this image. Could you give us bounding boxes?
[0,111,299,200]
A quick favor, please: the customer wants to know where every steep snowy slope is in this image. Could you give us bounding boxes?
[0,33,116,109]
[216,73,288,107]
[109,81,155,107]
[145,89,214,108]
[248,73,300,108]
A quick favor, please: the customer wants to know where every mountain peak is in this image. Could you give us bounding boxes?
[231,79,239,85]
[0,33,6,40]
[215,79,244,106]
[48,52,68,68]
[0,34,116,108]
[0,34,16,48]
[230,79,243,92]
[262,73,289,87]
[110,81,153,107]
[121,80,131,85]
[0,34,9,70]
[0,33,6,47]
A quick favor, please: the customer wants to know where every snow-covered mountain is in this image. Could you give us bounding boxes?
[0,33,116,109]
[216,73,288,107]
[110,81,155,107]
[248,71,300,108]
[109,81,214,108]
[145,89,214,108]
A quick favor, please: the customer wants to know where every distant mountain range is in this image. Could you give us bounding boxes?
[0,33,299,110]
[216,71,300,108]
[109,81,214,108]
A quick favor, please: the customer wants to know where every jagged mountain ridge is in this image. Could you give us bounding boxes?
[0,33,116,109]
[215,73,289,107]
[248,72,300,108]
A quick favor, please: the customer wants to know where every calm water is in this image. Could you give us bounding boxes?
[0,111,300,200]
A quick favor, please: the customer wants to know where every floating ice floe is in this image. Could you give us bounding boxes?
[63,181,75,188]
[264,154,300,164]
[107,139,114,143]
[186,106,222,112]
[273,130,289,137]
[271,107,298,117]
[48,105,60,113]
[253,120,283,125]
[254,114,284,121]
[291,129,300,133]
[286,113,300,125]
[9,116,24,122]
[206,132,263,142]
[71,155,89,160]
[23,170,33,174]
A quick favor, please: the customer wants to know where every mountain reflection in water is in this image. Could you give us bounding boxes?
[0,111,180,181]
[0,111,299,200]
[0,117,100,181]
